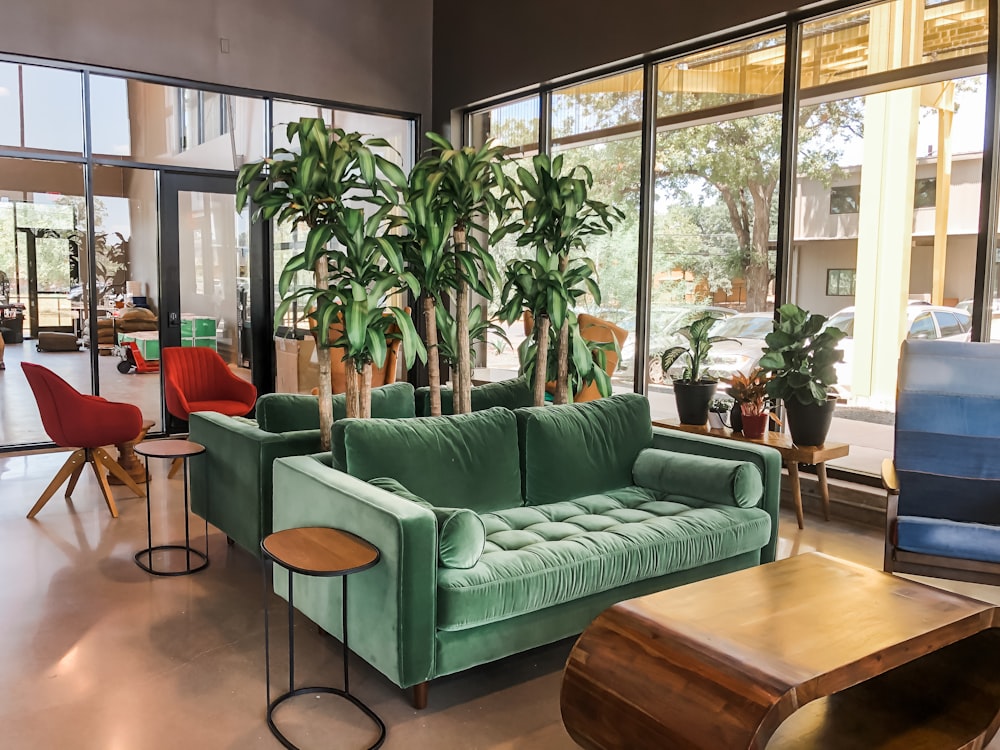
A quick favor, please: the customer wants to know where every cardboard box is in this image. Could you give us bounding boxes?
[275,335,320,394]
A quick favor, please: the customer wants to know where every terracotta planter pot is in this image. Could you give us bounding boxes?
[784,395,837,447]
[740,412,769,439]
[673,380,717,425]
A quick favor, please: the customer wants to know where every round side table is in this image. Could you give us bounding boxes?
[261,527,385,750]
[133,439,208,576]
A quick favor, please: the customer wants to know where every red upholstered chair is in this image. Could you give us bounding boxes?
[162,346,257,475]
[21,362,146,519]
[162,346,257,421]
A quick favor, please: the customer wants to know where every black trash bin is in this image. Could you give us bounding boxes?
[0,305,25,344]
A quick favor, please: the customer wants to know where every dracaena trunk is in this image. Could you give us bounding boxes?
[360,362,372,418]
[313,256,333,451]
[453,226,472,415]
[533,315,551,407]
[553,255,570,405]
[554,317,570,405]
[345,359,361,419]
[424,293,442,416]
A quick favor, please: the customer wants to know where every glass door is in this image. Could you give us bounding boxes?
[160,172,267,431]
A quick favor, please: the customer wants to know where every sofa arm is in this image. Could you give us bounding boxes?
[189,412,322,556]
[272,456,439,689]
[651,426,782,563]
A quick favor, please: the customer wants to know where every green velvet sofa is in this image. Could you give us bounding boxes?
[270,393,781,707]
[188,382,417,556]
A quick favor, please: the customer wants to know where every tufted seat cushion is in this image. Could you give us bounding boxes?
[436,486,772,631]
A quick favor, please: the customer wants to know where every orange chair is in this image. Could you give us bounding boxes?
[162,346,257,474]
[573,313,628,402]
[21,362,146,519]
[522,312,627,402]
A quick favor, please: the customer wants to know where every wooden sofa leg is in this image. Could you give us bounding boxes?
[412,681,429,710]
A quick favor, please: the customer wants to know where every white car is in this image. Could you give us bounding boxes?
[824,303,972,395]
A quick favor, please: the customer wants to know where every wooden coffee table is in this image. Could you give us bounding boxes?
[561,552,1000,750]
[653,419,849,529]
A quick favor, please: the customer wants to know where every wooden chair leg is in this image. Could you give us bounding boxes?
[26,449,86,519]
[412,681,429,710]
[94,447,146,498]
[88,451,120,518]
[64,462,86,499]
[167,457,183,479]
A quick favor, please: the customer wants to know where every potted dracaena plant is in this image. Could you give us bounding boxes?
[405,133,515,416]
[658,313,736,425]
[237,118,424,449]
[759,303,846,446]
[497,154,624,407]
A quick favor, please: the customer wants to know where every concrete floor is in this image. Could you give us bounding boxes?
[1,451,999,749]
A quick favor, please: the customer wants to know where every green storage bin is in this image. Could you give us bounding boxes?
[194,336,217,350]
[180,315,215,338]
[119,333,160,360]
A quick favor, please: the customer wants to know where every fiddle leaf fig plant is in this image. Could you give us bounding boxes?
[658,314,736,384]
[759,303,846,406]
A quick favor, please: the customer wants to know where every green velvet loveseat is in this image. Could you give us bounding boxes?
[270,393,781,707]
[188,382,417,556]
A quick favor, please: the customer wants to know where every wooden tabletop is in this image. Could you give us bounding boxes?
[261,527,380,577]
[653,418,850,464]
[134,439,205,459]
[561,552,1000,750]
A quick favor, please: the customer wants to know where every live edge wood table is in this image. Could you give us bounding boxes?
[652,419,849,529]
[561,552,1000,750]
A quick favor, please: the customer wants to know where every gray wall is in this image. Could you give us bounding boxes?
[0,0,432,122]
[432,0,815,132]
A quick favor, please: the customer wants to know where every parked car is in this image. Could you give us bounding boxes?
[700,313,775,384]
[823,304,972,395]
[620,305,736,380]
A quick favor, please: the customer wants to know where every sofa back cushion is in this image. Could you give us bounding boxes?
[516,393,653,505]
[414,377,533,417]
[333,406,522,513]
[255,382,415,433]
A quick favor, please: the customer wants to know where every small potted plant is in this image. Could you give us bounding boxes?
[659,314,737,425]
[708,396,734,429]
[759,303,846,446]
[727,368,771,439]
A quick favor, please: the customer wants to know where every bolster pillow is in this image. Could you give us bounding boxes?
[368,477,486,569]
[632,448,763,509]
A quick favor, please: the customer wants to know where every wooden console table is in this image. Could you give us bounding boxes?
[653,419,849,529]
[561,552,1000,750]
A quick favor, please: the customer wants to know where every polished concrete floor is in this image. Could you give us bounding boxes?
[1,451,998,749]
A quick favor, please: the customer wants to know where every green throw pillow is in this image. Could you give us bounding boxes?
[369,477,485,569]
[631,448,763,509]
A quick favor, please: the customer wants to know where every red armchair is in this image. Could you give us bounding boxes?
[162,347,257,478]
[21,362,146,519]
[162,346,258,421]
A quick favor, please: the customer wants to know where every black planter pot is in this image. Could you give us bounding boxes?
[730,403,743,433]
[784,395,837,447]
[673,380,718,425]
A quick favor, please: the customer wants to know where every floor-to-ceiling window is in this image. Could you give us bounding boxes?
[0,57,417,450]
[551,70,642,393]
[789,0,987,473]
[269,101,416,393]
[464,0,995,479]
[468,97,541,372]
